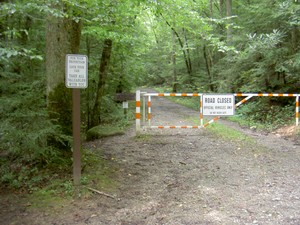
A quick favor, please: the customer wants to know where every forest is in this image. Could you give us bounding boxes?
[0,0,299,190]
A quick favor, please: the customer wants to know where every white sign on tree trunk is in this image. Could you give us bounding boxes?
[66,54,88,88]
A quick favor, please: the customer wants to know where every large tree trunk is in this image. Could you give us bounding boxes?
[203,45,214,92]
[172,29,177,92]
[226,0,232,44]
[46,11,82,135]
[90,39,113,128]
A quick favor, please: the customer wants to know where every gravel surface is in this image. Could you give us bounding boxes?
[1,90,300,225]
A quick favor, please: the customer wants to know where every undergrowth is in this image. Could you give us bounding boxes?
[231,99,296,131]
[26,148,119,210]
[0,73,135,192]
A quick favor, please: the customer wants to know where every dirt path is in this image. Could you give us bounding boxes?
[1,91,300,225]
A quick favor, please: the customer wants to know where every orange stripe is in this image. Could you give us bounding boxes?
[181,126,187,129]
[148,101,151,107]
[170,93,176,97]
[288,94,294,97]
[213,117,219,121]
[181,93,187,97]
[192,126,198,129]
[148,113,151,119]
[136,113,140,119]
[200,114,203,119]
[241,99,247,103]
[258,93,263,97]
[236,93,243,97]
[158,126,164,129]
[268,93,273,97]
[296,112,299,118]
[170,126,176,129]
[193,93,198,97]
[136,101,140,107]
[158,93,164,97]
[296,101,299,107]
[278,94,283,97]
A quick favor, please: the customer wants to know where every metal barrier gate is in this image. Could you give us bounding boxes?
[135,90,299,133]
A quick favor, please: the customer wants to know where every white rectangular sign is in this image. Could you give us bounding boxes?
[66,54,88,88]
[203,94,235,116]
[123,101,129,109]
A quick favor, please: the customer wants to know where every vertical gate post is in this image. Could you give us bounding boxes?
[136,90,141,134]
[148,95,151,126]
[296,95,299,126]
[200,94,203,127]
[143,95,146,125]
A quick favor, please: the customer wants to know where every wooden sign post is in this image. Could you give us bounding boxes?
[66,54,88,186]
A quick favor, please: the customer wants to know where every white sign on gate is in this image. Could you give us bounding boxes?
[66,54,88,88]
[203,94,235,116]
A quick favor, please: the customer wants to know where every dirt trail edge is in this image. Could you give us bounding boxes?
[2,92,300,225]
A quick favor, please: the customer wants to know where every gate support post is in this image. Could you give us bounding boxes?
[200,95,203,127]
[296,95,299,126]
[136,90,141,135]
[148,95,151,126]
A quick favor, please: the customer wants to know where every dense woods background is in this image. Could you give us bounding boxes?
[1,0,299,190]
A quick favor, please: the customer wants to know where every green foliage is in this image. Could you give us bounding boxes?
[0,75,72,190]
[27,148,118,207]
[233,99,296,130]
[207,122,253,144]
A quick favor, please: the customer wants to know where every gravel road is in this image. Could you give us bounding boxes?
[1,91,300,225]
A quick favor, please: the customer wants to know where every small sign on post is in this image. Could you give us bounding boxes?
[203,94,235,116]
[66,54,88,88]
[65,54,88,186]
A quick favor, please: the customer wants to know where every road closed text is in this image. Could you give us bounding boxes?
[204,97,232,104]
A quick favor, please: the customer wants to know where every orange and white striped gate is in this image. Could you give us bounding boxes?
[135,90,299,133]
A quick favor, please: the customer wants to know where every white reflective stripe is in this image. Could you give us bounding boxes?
[235,95,253,107]
[144,93,201,97]
[234,93,298,97]
[147,126,202,129]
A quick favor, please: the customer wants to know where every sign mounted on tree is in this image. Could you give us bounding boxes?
[65,54,88,88]
[203,94,235,116]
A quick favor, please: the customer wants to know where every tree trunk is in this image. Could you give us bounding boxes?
[172,29,177,92]
[160,13,192,77]
[90,39,113,128]
[203,45,214,91]
[210,0,213,18]
[219,0,224,17]
[226,0,232,44]
[183,28,192,77]
[85,35,92,131]
[46,11,82,135]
